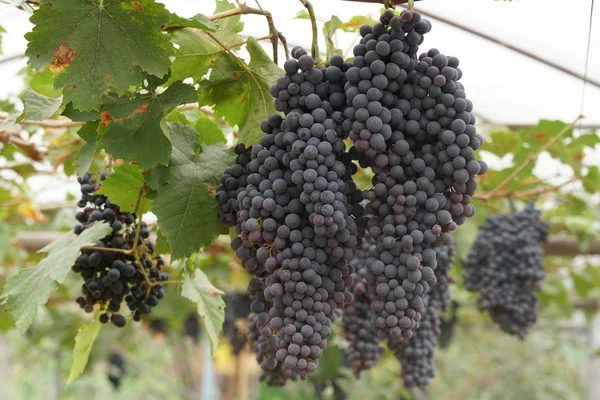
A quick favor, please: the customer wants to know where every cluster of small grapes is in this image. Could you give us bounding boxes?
[247,277,299,386]
[389,242,453,388]
[343,9,485,344]
[216,49,367,384]
[429,243,455,311]
[72,172,167,327]
[107,351,126,390]
[463,204,548,338]
[184,312,201,343]
[342,233,384,376]
[390,305,439,389]
[222,292,251,355]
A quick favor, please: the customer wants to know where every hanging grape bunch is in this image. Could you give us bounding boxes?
[463,204,548,338]
[216,49,364,383]
[350,8,486,344]
[342,233,384,376]
[216,7,485,386]
[71,172,168,327]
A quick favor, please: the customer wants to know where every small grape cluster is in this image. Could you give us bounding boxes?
[223,291,251,355]
[72,172,167,327]
[390,243,453,388]
[342,233,384,376]
[463,204,548,338]
[429,243,455,311]
[391,305,439,389]
[107,351,126,390]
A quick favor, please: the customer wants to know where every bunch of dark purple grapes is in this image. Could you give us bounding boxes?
[463,204,548,338]
[72,172,167,327]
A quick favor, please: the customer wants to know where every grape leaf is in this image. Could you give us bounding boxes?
[323,16,342,60]
[74,122,99,177]
[62,102,99,122]
[21,88,63,121]
[167,13,219,31]
[198,37,283,145]
[66,317,102,384]
[98,164,148,213]
[0,222,112,334]
[25,0,172,111]
[195,115,226,145]
[100,81,197,169]
[155,229,171,255]
[169,0,243,84]
[150,123,233,260]
[181,268,225,354]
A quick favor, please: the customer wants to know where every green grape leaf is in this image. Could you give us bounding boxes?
[580,166,600,194]
[0,222,112,334]
[181,268,225,354]
[25,0,172,111]
[195,115,226,145]
[62,102,99,122]
[167,13,219,31]
[25,68,63,98]
[155,229,171,255]
[315,343,342,384]
[169,0,243,83]
[323,16,342,60]
[100,81,197,169]
[98,164,148,213]
[21,88,63,121]
[150,123,233,260]
[74,122,99,178]
[485,129,523,157]
[198,37,282,145]
[66,317,102,384]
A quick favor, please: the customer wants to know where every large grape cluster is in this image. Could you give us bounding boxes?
[71,172,167,327]
[216,7,485,386]
[348,9,485,344]
[342,234,383,375]
[463,204,548,338]
[216,49,365,381]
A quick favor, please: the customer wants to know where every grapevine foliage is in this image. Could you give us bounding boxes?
[0,0,576,393]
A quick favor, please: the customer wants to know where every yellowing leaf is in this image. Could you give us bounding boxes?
[66,318,103,384]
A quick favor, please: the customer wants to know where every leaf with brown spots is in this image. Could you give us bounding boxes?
[100,81,197,169]
[198,37,283,145]
[26,0,172,111]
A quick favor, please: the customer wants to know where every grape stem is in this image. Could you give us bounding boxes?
[163,2,289,64]
[80,246,131,255]
[474,176,579,201]
[0,103,215,129]
[299,0,320,63]
[481,116,582,201]
[152,280,182,287]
